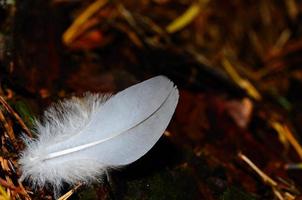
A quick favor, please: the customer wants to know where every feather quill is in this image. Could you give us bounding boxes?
[19,75,179,191]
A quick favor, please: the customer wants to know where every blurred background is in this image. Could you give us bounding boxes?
[1,0,302,199]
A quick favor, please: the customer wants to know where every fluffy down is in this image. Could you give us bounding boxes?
[19,94,111,189]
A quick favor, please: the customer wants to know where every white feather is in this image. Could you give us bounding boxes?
[19,75,179,191]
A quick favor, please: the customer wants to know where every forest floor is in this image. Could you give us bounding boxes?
[1,0,302,199]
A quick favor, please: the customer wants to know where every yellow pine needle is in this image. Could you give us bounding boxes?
[222,59,262,101]
[271,122,290,150]
[166,2,202,33]
[284,0,298,20]
[285,163,302,170]
[274,29,291,50]
[0,186,10,200]
[271,122,302,160]
[63,0,108,45]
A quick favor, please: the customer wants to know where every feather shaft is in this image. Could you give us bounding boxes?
[39,81,174,161]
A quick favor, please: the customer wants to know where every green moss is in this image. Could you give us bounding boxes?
[123,167,199,200]
[220,187,257,200]
[77,186,97,200]
[13,100,35,127]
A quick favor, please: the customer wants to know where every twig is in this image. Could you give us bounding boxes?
[238,153,277,187]
[58,183,83,200]
[0,96,32,137]
[117,4,145,40]
[17,180,31,200]
[239,153,296,200]
[0,109,17,150]
[0,157,31,199]
[0,178,17,191]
